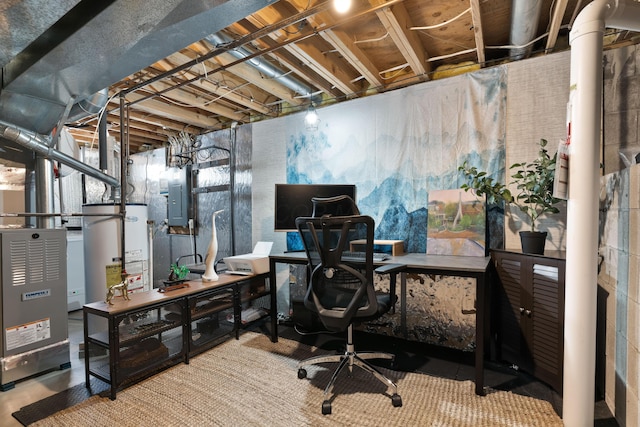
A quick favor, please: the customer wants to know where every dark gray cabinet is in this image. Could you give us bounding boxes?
[491,249,565,393]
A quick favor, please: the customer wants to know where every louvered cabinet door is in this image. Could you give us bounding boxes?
[492,253,528,369]
[491,250,565,394]
[530,259,565,393]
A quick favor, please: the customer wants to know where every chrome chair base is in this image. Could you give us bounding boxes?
[296,325,403,415]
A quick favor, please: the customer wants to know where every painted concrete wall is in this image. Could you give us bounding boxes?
[596,44,640,427]
[599,161,640,427]
[504,51,570,251]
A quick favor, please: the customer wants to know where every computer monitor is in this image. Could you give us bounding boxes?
[274,184,357,232]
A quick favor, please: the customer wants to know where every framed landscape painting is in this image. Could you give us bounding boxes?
[427,189,486,256]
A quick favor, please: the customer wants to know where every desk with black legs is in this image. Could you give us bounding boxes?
[268,252,492,396]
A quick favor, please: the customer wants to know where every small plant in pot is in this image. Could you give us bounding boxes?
[168,263,190,282]
[458,138,561,254]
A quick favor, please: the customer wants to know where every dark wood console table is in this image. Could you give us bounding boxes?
[83,273,269,399]
[268,252,491,396]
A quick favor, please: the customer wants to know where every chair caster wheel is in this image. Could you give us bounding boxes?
[297,368,307,379]
[322,400,332,415]
[392,393,402,407]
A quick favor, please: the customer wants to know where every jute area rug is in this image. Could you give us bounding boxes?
[31,332,562,427]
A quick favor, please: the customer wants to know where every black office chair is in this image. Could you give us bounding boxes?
[291,195,362,331]
[295,213,405,415]
[311,194,360,217]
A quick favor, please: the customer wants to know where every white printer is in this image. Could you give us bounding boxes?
[223,242,273,275]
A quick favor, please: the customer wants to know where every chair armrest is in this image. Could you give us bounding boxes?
[374,263,406,275]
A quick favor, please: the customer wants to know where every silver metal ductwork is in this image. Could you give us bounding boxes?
[509,0,544,61]
[0,0,81,69]
[65,88,111,124]
[0,0,274,165]
[0,123,120,188]
[206,32,315,98]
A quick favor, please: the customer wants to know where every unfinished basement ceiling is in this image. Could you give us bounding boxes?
[2,0,640,158]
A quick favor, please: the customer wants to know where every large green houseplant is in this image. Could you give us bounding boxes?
[458,138,561,253]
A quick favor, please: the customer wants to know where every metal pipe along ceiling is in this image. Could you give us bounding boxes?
[205,32,315,98]
[0,123,120,188]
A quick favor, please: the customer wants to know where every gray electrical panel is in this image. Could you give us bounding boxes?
[167,167,192,227]
[0,228,70,390]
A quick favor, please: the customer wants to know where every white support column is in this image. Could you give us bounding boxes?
[566,1,640,425]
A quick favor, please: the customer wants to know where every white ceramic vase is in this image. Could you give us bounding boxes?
[202,209,224,282]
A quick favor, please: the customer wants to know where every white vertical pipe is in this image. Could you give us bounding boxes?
[567,1,640,425]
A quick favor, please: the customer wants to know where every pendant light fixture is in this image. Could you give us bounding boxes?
[333,0,352,14]
[304,103,319,131]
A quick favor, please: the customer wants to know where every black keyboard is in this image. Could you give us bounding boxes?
[341,251,389,262]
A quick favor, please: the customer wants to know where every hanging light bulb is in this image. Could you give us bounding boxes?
[333,0,352,14]
[304,104,319,131]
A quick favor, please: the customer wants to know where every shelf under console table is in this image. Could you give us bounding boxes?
[83,273,270,399]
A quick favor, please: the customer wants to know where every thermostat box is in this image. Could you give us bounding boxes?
[223,242,272,275]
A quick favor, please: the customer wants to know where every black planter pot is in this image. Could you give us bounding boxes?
[519,231,547,255]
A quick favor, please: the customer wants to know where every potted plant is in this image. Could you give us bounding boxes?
[168,263,190,282]
[458,138,561,254]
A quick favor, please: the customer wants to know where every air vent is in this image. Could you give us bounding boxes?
[9,236,62,286]
[9,240,27,286]
[45,239,62,280]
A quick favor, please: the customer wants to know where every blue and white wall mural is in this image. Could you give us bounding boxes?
[252,65,507,350]
[285,66,507,253]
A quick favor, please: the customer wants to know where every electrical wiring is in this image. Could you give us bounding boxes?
[145,80,253,109]
[416,29,475,52]
[428,48,478,62]
[354,32,390,44]
[409,7,471,31]
[86,91,120,151]
[485,28,567,51]
[378,63,410,80]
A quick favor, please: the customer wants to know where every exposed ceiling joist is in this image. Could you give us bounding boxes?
[375,3,429,79]
[166,48,273,116]
[286,40,360,96]
[321,28,383,88]
[3,0,637,158]
[546,0,570,53]
[124,92,219,129]
[469,0,486,65]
